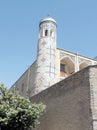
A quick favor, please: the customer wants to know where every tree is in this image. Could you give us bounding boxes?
[0,84,45,130]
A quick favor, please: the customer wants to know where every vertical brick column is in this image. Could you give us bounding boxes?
[89,66,97,130]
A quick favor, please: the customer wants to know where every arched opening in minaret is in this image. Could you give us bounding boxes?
[50,30,54,37]
[45,30,48,36]
[60,57,74,77]
[79,61,88,70]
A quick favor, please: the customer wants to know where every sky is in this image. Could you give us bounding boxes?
[0,0,97,88]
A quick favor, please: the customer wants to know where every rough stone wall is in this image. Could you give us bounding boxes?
[89,66,97,130]
[31,66,94,130]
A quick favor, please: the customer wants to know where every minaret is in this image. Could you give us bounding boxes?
[34,16,57,94]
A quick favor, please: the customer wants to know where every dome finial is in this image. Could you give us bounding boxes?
[40,16,57,25]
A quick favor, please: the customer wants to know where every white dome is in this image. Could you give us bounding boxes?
[40,16,56,24]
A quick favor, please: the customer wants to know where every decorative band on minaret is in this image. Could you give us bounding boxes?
[34,16,57,94]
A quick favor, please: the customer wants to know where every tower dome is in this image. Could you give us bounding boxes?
[40,16,57,25]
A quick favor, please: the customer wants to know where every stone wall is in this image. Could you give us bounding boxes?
[30,66,94,130]
[89,66,97,130]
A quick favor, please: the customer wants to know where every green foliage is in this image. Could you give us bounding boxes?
[0,84,45,130]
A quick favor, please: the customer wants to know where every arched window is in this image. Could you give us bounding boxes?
[45,30,48,36]
[50,30,54,37]
[60,64,65,72]
[60,57,75,76]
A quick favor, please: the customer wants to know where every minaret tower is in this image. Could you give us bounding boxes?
[34,16,57,94]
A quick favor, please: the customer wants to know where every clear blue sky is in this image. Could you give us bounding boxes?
[0,0,97,88]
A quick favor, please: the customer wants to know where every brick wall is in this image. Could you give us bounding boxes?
[89,66,97,130]
[10,61,36,97]
[30,66,95,130]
